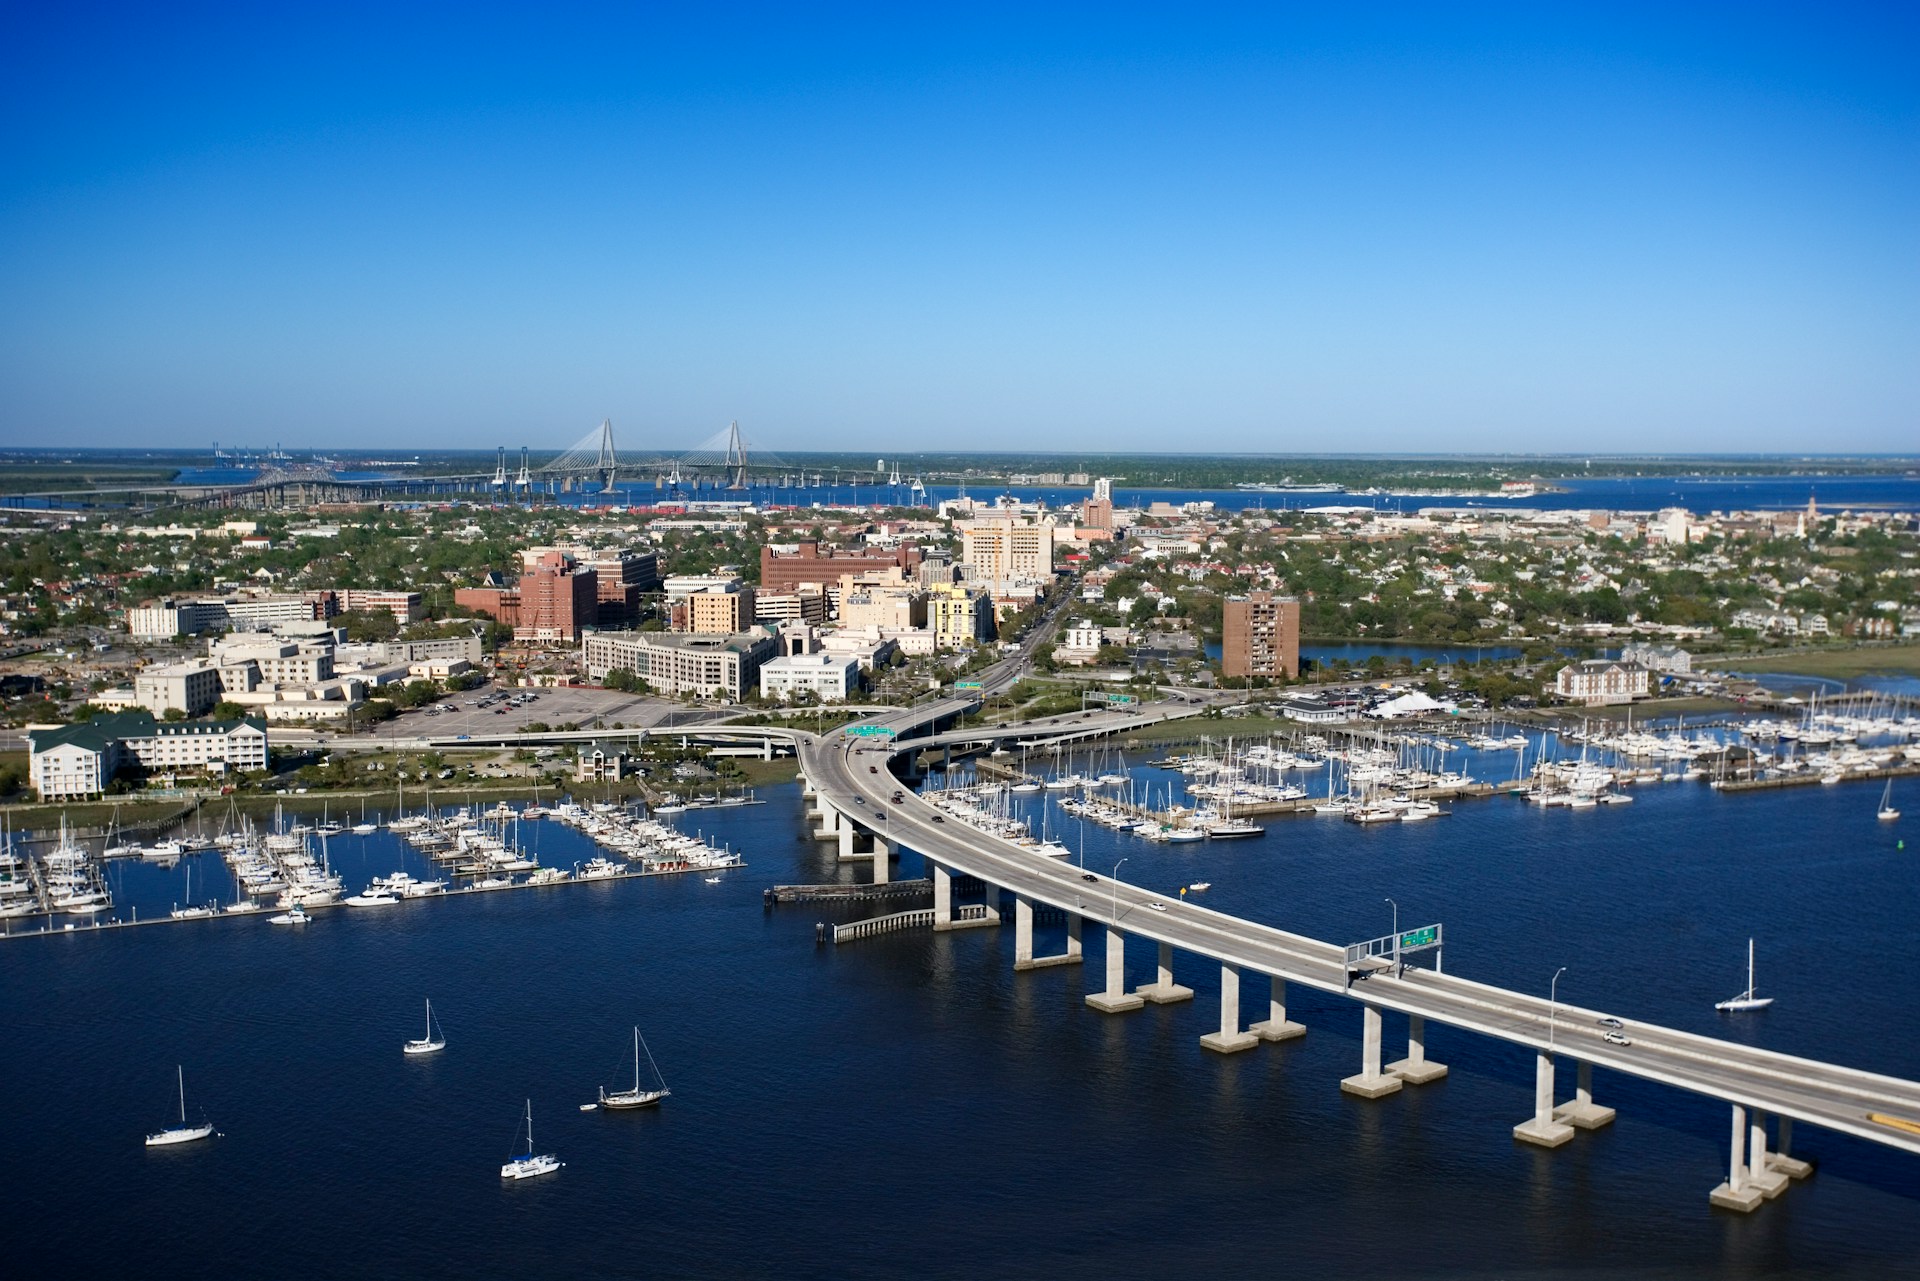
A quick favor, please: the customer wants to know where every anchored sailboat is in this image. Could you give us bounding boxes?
[145,1066,215,1147]
[500,1100,561,1179]
[403,997,446,1055]
[1878,780,1900,822]
[1714,938,1774,1012]
[592,1026,671,1111]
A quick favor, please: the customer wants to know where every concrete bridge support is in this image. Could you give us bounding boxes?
[1339,1004,1403,1098]
[811,799,840,841]
[1249,975,1305,1042]
[1199,964,1260,1054]
[1513,1053,1575,1147]
[931,863,996,933]
[1386,1013,1449,1084]
[1769,1115,1813,1181]
[1012,897,1082,971]
[1711,1103,1765,1212]
[1086,929,1144,1013]
[1133,939,1193,1004]
[1744,1110,1790,1199]
[1553,1060,1615,1129]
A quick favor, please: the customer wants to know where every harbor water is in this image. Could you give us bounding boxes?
[3,762,1917,1278]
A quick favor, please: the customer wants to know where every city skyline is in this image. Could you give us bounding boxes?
[2,5,1915,453]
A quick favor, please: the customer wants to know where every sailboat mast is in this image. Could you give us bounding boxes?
[634,1026,641,1093]
[1748,937,1756,997]
[177,1065,186,1123]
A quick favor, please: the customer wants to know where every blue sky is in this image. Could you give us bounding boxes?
[2,4,1914,455]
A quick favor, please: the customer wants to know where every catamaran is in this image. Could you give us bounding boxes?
[403,997,446,1055]
[500,1100,561,1179]
[1714,938,1774,1012]
[145,1066,216,1147]
[593,1026,671,1111]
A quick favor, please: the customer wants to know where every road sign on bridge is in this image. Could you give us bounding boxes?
[1344,922,1444,990]
[846,724,897,740]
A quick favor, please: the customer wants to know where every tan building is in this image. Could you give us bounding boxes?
[1222,591,1300,679]
[686,584,756,635]
[929,584,996,650]
[958,517,1056,586]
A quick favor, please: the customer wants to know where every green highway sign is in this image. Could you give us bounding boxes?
[1400,926,1439,949]
[847,724,897,738]
[954,680,983,690]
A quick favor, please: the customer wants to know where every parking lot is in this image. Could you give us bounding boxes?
[365,685,722,742]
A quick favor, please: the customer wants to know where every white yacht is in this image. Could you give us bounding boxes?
[145,1067,216,1147]
[595,1026,671,1111]
[345,884,402,907]
[403,998,446,1055]
[268,904,310,925]
[500,1101,561,1179]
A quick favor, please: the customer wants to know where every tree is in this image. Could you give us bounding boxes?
[212,701,248,721]
[162,707,188,721]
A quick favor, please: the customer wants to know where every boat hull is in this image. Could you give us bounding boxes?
[145,1124,214,1147]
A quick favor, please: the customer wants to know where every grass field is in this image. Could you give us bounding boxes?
[1717,644,1920,680]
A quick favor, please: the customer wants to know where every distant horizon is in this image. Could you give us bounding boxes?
[3,6,1916,452]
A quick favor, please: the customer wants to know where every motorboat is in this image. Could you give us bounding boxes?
[345,885,402,907]
[145,1066,216,1147]
[579,857,622,880]
[268,904,310,925]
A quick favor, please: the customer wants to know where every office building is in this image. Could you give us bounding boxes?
[761,541,923,595]
[581,630,777,700]
[759,652,861,702]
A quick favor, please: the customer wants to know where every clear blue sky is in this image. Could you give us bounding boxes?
[2,4,1914,455]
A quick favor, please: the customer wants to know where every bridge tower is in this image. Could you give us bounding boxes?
[724,420,749,489]
[492,446,508,488]
[515,446,532,498]
[887,460,903,487]
[596,418,618,493]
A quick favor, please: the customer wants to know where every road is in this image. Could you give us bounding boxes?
[797,718,1920,1160]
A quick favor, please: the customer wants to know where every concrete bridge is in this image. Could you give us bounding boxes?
[796,704,1920,1215]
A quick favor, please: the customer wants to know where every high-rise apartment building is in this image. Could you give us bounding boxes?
[1221,591,1300,679]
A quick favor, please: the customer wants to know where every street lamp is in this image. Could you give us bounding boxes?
[1110,857,1129,923]
[1385,896,1399,974]
[1548,965,1567,1054]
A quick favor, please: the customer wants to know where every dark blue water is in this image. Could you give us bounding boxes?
[549,471,1920,515]
[4,766,1917,1279]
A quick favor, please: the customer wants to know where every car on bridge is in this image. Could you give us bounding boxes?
[1604,1030,1633,1046]
[1597,1016,1624,1029]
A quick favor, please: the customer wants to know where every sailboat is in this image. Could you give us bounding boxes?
[1714,938,1774,1012]
[352,797,377,837]
[591,1026,671,1111]
[403,998,446,1055]
[1879,780,1900,822]
[500,1100,561,1179]
[145,1066,216,1147]
[169,863,215,920]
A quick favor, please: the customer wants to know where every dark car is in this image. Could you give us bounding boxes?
[852,797,864,805]
[871,813,885,822]
[892,796,905,805]
[931,814,945,823]
[1081,872,1098,882]
[869,766,878,773]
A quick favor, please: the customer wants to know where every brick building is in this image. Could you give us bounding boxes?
[760,541,923,595]
[1222,591,1301,679]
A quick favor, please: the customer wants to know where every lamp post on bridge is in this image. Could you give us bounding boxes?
[1385,896,1398,973]
[1111,857,1128,923]
[1548,965,1567,1054]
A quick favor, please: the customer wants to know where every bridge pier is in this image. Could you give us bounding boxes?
[1249,974,1305,1042]
[1386,1013,1448,1084]
[1085,929,1144,1013]
[811,799,840,841]
[1199,964,1259,1054]
[1012,896,1083,971]
[1710,1103,1765,1212]
[1552,1059,1615,1129]
[1770,1115,1814,1180]
[932,864,997,933]
[1132,939,1193,1004]
[1513,1052,1575,1147]
[1745,1109,1790,1199]
[1339,1004,1403,1098]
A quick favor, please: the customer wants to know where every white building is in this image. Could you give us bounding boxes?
[581,630,777,700]
[1555,660,1651,705]
[29,712,269,800]
[759,653,860,702]
[133,661,223,717]
[1620,642,1692,675]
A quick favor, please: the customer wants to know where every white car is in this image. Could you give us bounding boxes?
[1603,1030,1632,1046]
[1147,901,1168,912]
